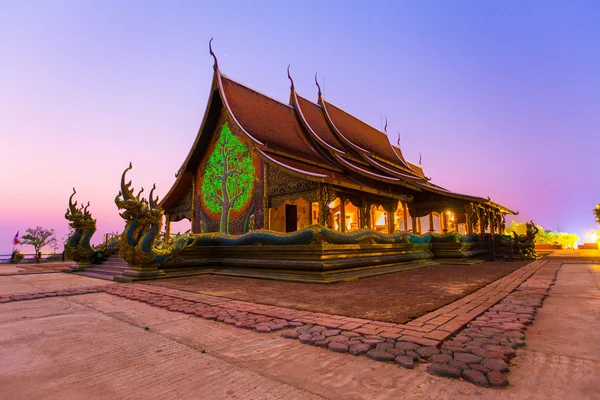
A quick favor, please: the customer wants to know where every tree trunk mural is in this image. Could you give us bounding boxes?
[201,122,255,233]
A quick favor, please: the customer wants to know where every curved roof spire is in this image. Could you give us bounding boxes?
[209,37,219,71]
[287,65,295,91]
[314,73,322,97]
[384,117,388,133]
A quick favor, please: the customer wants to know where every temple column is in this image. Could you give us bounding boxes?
[465,205,473,234]
[479,208,485,234]
[340,197,346,232]
[428,213,434,232]
[403,202,409,232]
[360,198,371,229]
[489,210,496,236]
[412,216,418,233]
[318,201,330,227]
[164,215,171,241]
[263,164,270,230]
[417,217,422,234]
[384,202,397,233]
[442,212,449,233]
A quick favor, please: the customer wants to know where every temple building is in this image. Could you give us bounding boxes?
[160,47,516,238]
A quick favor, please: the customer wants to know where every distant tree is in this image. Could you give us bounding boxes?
[20,226,57,262]
[505,221,579,248]
[201,123,255,233]
[595,204,600,225]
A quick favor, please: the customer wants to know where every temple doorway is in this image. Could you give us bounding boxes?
[285,204,298,232]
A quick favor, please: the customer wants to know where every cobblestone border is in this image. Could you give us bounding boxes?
[0,259,559,389]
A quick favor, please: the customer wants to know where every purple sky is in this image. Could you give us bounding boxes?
[1,1,599,254]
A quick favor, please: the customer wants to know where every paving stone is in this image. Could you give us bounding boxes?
[416,346,440,359]
[255,325,271,333]
[348,343,371,356]
[328,335,349,343]
[395,341,421,351]
[322,329,341,337]
[426,363,462,378]
[288,321,304,327]
[431,353,453,364]
[453,352,483,364]
[297,324,313,332]
[503,330,526,339]
[470,349,510,363]
[487,371,509,387]
[482,358,509,373]
[388,348,405,357]
[462,369,490,387]
[341,331,362,338]
[484,345,517,358]
[376,342,394,351]
[498,322,526,331]
[309,335,326,344]
[298,334,312,344]
[469,363,490,373]
[395,355,414,369]
[366,349,395,362]
[405,350,420,361]
[452,335,471,344]
[281,329,299,339]
[328,341,349,353]
[309,326,327,334]
[362,339,383,348]
[449,360,469,371]
[313,340,329,348]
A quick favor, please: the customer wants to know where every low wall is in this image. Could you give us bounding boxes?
[160,242,435,283]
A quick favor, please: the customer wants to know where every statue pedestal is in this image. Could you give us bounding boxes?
[63,261,93,273]
[115,265,165,282]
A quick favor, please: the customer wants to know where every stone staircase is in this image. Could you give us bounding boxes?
[73,255,129,281]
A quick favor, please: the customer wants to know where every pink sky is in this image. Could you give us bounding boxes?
[1,1,599,255]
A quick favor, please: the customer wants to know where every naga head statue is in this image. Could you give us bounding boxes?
[65,188,96,229]
[115,162,147,221]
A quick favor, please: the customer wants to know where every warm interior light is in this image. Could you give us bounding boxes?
[375,212,386,226]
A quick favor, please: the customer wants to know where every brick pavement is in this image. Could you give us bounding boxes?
[0,258,556,388]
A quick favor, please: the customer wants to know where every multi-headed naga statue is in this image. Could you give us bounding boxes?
[64,188,103,264]
[114,163,196,266]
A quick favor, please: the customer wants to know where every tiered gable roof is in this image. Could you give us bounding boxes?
[161,49,516,215]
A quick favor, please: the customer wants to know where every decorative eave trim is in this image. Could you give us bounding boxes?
[256,148,329,179]
[258,146,345,173]
[333,153,422,191]
[363,154,424,182]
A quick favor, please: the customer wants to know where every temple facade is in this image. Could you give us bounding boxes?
[160,50,516,238]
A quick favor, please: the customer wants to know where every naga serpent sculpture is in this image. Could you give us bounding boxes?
[115,163,197,266]
[64,188,105,263]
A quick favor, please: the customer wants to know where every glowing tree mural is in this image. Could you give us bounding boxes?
[202,123,255,233]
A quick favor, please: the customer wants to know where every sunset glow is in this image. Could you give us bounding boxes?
[1,1,598,254]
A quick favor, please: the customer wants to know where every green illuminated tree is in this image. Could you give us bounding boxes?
[594,204,600,225]
[201,123,255,233]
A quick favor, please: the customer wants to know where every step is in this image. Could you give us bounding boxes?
[74,271,117,281]
[86,266,128,275]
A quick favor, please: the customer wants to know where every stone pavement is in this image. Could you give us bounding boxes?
[0,258,598,399]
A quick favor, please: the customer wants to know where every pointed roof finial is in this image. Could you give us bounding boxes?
[419,152,423,165]
[287,65,294,91]
[209,37,219,71]
[397,130,401,146]
[384,117,388,133]
[315,73,322,97]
